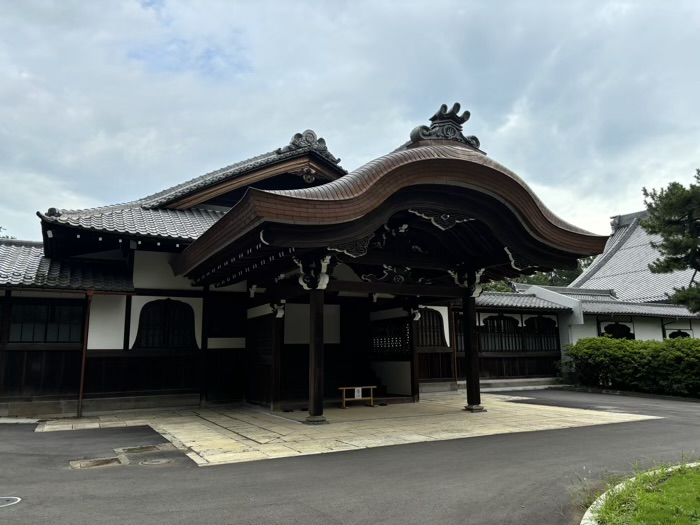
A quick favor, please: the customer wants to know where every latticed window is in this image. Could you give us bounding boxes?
[132,299,199,351]
[415,309,448,349]
[522,316,559,352]
[480,315,521,352]
[371,319,411,358]
[601,322,635,340]
[9,300,84,343]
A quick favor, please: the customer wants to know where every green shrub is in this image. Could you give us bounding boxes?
[564,337,700,397]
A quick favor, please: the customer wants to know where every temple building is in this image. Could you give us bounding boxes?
[0,104,610,420]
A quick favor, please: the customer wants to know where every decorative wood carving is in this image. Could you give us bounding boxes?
[448,267,485,297]
[328,233,374,258]
[293,255,333,290]
[408,208,474,231]
[361,265,432,286]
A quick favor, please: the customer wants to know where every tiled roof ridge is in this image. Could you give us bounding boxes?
[583,298,687,308]
[0,239,43,248]
[612,210,648,228]
[39,203,224,220]
[38,130,345,219]
[570,216,641,287]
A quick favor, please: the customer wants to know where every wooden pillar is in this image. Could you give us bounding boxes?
[409,312,420,402]
[463,293,485,412]
[449,307,458,383]
[77,291,94,418]
[307,288,326,423]
[271,305,284,411]
[199,285,210,405]
[0,290,11,396]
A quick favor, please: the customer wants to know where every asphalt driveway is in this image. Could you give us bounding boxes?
[1,390,698,525]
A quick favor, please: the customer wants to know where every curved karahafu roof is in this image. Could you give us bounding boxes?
[172,104,608,293]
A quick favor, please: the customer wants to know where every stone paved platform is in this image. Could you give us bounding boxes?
[35,392,659,467]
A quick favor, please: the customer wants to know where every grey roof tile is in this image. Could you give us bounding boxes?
[38,130,345,239]
[581,300,698,318]
[570,211,696,302]
[39,207,225,241]
[476,292,570,311]
[0,240,133,292]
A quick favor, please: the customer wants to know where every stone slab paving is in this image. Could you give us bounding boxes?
[35,392,659,467]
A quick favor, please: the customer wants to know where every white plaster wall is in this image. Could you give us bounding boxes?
[129,296,203,349]
[87,295,126,350]
[283,304,340,344]
[370,362,411,395]
[571,316,599,343]
[247,304,273,320]
[421,305,451,345]
[208,337,246,349]
[632,317,663,341]
[132,251,202,291]
[478,312,521,326]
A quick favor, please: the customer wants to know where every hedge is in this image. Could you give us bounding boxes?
[563,337,700,397]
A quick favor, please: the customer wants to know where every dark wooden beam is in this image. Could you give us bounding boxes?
[123,295,132,351]
[271,313,284,411]
[338,252,457,270]
[462,293,485,412]
[77,291,94,418]
[410,314,420,402]
[306,288,326,424]
[326,280,464,298]
[200,285,209,403]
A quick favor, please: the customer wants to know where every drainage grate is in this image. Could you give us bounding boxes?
[140,458,172,466]
[0,497,21,508]
[69,457,125,470]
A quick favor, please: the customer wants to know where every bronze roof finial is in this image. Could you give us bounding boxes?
[410,102,481,150]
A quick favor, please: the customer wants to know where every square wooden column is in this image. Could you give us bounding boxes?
[462,293,485,412]
[306,288,326,424]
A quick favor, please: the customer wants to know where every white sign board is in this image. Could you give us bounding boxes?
[354,387,363,399]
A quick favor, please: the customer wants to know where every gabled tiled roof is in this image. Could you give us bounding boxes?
[581,300,697,318]
[476,292,570,311]
[38,130,344,239]
[570,211,696,302]
[0,240,133,292]
[38,207,225,241]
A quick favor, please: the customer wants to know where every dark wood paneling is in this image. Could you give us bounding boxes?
[455,354,560,379]
[0,349,81,398]
[84,353,198,394]
[246,314,275,405]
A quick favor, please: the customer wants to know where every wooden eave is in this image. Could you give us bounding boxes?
[171,144,608,285]
[166,153,344,210]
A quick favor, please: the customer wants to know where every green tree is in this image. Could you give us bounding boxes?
[482,256,594,292]
[641,169,700,312]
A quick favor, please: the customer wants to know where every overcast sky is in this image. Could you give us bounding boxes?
[1,0,698,241]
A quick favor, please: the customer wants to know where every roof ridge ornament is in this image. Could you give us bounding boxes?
[409,103,481,149]
[276,129,341,164]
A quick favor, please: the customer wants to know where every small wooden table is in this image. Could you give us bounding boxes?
[338,386,377,408]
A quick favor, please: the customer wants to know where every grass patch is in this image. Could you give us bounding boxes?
[594,463,700,524]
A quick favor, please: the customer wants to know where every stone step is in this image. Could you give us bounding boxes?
[0,393,201,418]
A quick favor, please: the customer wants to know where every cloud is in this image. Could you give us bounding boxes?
[0,0,698,242]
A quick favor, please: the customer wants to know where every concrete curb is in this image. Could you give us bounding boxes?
[580,461,700,525]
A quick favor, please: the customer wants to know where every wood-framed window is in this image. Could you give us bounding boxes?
[8,299,84,344]
[132,298,199,351]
